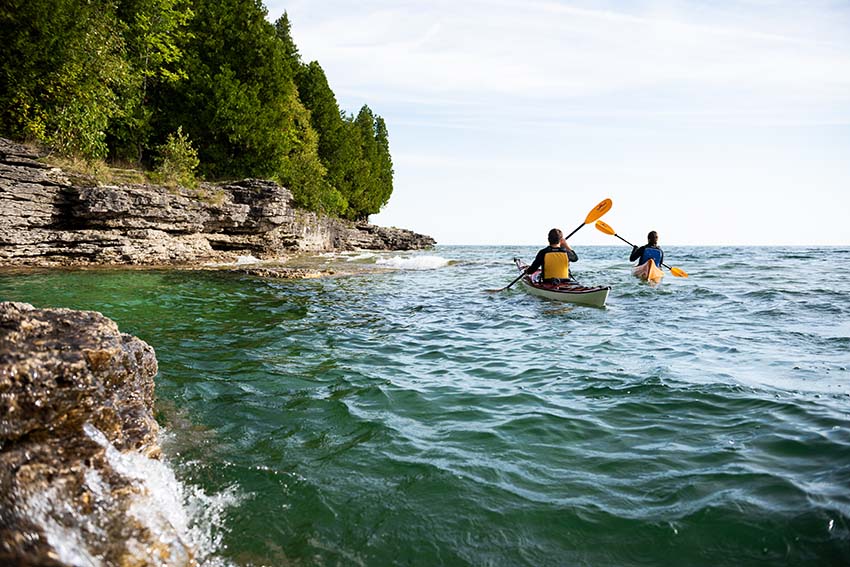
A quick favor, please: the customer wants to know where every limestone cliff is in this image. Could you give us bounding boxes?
[0,138,435,267]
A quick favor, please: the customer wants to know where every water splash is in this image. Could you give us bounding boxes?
[65,424,241,567]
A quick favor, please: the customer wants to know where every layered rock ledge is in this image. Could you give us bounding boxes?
[0,301,197,567]
[0,138,435,268]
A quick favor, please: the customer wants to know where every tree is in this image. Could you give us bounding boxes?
[0,0,129,158]
[108,0,194,163]
[152,0,299,179]
[295,61,351,190]
[341,105,394,220]
[274,12,300,75]
[374,116,394,211]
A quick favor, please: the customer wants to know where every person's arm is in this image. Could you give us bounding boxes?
[659,247,664,266]
[629,245,644,262]
[526,249,545,274]
[560,238,578,262]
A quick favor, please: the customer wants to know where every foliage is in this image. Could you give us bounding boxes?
[154,126,199,188]
[0,1,394,219]
[0,0,129,159]
[109,0,194,163]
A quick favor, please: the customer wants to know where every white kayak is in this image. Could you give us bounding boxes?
[513,259,611,307]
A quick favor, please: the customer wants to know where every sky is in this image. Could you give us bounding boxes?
[266,0,850,245]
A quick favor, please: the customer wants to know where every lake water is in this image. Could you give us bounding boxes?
[2,245,849,566]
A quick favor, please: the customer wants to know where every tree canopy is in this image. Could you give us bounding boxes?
[0,1,392,220]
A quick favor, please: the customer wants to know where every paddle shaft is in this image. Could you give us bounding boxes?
[499,271,526,291]
[564,222,587,241]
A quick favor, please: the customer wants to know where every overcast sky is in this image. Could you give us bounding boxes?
[266,0,850,245]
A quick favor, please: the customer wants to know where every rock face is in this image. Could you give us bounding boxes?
[0,301,196,567]
[0,138,435,267]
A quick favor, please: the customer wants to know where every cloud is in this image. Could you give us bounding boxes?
[270,0,850,127]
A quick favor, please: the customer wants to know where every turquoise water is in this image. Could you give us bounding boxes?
[2,246,849,566]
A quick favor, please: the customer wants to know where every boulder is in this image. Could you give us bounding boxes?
[0,302,197,567]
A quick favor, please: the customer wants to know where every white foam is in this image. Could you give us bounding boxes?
[345,252,378,262]
[375,255,451,270]
[234,255,261,265]
[16,424,241,567]
[92,424,241,566]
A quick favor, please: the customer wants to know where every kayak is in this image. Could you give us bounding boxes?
[633,258,664,284]
[513,259,611,307]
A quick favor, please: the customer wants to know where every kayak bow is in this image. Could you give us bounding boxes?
[632,258,664,284]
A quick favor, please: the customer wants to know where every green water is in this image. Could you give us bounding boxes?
[2,246,849,566]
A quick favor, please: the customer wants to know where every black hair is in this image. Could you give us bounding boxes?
[548,228,562,245]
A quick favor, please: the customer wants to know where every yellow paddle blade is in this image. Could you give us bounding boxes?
[584,198,612,224]
[595,220,616,235]
[670,266,689,278]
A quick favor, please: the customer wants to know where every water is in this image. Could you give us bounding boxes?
[2,246,849,566]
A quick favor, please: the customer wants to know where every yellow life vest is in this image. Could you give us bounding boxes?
[542,250,570,280]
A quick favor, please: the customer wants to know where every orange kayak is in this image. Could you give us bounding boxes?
[633,258,664,284]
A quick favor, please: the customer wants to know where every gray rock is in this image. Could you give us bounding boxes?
[0,138,435,267]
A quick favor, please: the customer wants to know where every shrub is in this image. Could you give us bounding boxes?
[154,126,199,188]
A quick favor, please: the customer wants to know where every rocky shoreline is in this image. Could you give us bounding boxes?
[0,137,435,269]
[0,301,197,566]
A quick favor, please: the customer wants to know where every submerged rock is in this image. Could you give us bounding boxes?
[233,266,331,279]
[0,302,197,566]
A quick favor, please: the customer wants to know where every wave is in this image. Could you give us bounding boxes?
[24,424,242,567]
[376,254,452,270]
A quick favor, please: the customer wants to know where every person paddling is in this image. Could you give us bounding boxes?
[630,230,664,267]
[525,228,578,284]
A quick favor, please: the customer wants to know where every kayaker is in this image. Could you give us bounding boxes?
[630,231,664,266]
[525,228,578,284]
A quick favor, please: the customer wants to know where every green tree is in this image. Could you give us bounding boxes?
[278,91,346,215]
[153,0,302,180]
[341,105,394,220]
[0,0,129,158]
[274,12,300,75]
[295,61,353,194]
[108,0,194,163]
[374,115,394,210]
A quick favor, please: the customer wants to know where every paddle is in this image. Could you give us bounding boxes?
[594,220,688,277]
[486,198,613,292]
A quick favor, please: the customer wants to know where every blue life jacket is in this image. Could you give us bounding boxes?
[640,247,663,266]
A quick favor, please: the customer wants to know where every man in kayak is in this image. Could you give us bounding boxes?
[525,228,578,284]
[630,231,664,266]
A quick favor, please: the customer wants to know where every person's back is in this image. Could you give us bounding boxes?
[630,230,663,266]
[527,228,578,283]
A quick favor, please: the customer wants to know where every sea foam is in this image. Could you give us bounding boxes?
[23,424,241,567]
[375,254,451,270]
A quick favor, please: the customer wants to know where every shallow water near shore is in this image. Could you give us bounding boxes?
[2,245,849,566]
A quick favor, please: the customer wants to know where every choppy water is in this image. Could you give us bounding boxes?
[2,246,849,566]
